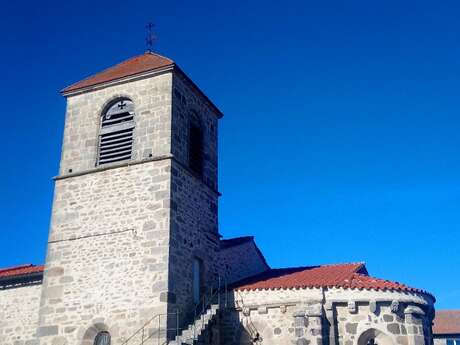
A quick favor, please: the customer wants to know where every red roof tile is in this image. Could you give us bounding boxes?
[346,273,428,293]
[62,52,174,93]
[0,264,45,278]
[433,310,460,335]
[233,263,431,296]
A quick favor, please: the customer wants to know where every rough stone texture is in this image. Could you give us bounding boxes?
[166,69,222,330]
[168,159,220,328]
[220,288,324,345]
[220,287,435,345]
[38,160,172,345]
[219,241,269,285]
[171,72,219,191]
[59,71,173,176]
[38,65,222,345]
[0,284,41,345]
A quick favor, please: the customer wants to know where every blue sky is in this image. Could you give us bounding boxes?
[1,0,459,309]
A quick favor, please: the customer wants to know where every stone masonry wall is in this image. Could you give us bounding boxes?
[168,158,220,330]
[60,71,173,175]
[219,241,270,285]
[221,288,324,345]
[327,288,434,345]
[167,70,221,329]
[220,288,434,345]
[171,71,219,191]
[38,160,173,345]
[0,284,42,345]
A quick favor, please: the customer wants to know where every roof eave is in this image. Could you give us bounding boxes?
[0,271,44,289]
[434,333,460,337]
[60,64,224,119]
[60,63,175,97]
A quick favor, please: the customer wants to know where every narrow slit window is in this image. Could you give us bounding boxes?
[189,121,203,176]
[98,99,134,165]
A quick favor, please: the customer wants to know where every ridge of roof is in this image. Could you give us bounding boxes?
[320,261,366,270]
[61,52,174,94]
[0,264,33,273]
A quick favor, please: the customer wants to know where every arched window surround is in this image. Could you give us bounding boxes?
[357,328,394,345]
[80,322,112,345]
[97,97,135,166]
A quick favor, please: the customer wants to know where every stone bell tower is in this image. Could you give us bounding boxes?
[37,52,222,345]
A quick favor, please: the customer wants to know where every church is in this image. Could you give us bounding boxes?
[0,51,435,345]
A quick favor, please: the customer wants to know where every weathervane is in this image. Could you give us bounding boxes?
[145,22,157,52]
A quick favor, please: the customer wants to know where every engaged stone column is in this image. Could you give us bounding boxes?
[404,306,426,345]
[325,302,337,345]
[293,310,308,345]
[306,304,324,345]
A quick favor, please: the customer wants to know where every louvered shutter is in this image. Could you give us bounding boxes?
[98,99,134,165]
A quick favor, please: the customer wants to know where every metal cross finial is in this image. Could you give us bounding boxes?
[118,100,126,110]
[145,22,157,52]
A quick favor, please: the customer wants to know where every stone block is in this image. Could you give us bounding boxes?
[37,325,59,337]
[345,323,358,335]
[388,323,401,334]
[383,314,394,322]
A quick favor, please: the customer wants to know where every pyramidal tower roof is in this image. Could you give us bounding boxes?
[62,52,175,94]
[61,52,223,116]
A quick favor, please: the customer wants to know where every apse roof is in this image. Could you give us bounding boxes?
[232,262,433,297]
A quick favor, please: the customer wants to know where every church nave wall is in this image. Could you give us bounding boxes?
[0,284,41,345]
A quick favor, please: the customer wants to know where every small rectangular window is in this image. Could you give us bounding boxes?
[189,124,203,176]
[193,258,203,304]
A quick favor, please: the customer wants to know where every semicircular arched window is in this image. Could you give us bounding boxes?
[97,98,135,165]
[94,331,111,345]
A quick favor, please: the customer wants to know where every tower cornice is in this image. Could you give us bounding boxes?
[53,153,222,197]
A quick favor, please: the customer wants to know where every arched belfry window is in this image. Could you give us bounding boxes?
[189,111,204,176]
[98,98,135,165]
[94,331,111,345]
